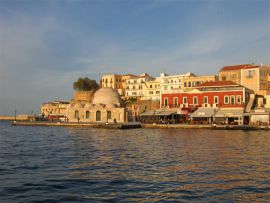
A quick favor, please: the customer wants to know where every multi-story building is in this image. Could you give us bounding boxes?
[41,101,70,118]
[159,72,217,93]
[141,77,161,101]
[182,75,218,90]
[100,74,135,96]
[125,73,154,98]
[219,64,270,95]
[101,74,122,89]
[161,81,252,109]
[161,81,254,125]
[160,72,195,93]
[240,64,270,95]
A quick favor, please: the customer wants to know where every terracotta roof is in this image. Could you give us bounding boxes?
[197,81,239,87]
[219,64,253,72]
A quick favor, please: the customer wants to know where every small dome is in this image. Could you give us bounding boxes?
[92,88,124,107]
[74,102,84,108]
[84,102,93,108]
[106,104,117,108]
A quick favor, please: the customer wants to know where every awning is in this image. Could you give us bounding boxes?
[140,110,177,117]
[190,107,218,118]
[214,108,244,117]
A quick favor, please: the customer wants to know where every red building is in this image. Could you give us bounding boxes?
[161,81,253,109]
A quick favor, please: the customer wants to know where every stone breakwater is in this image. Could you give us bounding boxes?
[11,121,270,130]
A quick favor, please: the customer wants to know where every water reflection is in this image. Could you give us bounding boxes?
[1,121,270,202]
[64,128,270,202]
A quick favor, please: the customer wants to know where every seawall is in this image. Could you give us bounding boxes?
[10,121,270,130]
[12,121,142,129]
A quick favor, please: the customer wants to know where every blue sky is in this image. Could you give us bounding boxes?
[0,0,269,115]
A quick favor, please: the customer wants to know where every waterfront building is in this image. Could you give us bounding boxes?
[66,87,130,123]
[161,81,254,125]
[161,81,252,108]
[219,63,270,95]
[126,100,159,121]
[125,73,154,99]
[41,101,70,119]
[141,77,161,101]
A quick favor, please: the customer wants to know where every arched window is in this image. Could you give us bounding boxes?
[75,110,79,119]
[86,111,90,119]
[107,111,111,119]
[96,110,101,121]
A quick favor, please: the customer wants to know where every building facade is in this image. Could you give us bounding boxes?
[161,81,253,109]
[141,77,161,101]
[66,88,130,123]
[41,101,70,119]
[160,72,195,93]
[219,64,270,95]
[125,73,154,98]
[100,74,135,96]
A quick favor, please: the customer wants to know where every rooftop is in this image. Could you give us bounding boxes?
[219,64,261,72]
[197,81,239,87]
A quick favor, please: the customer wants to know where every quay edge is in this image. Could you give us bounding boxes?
[11,121,270,130]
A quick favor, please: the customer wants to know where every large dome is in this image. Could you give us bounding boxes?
[92,88,124,107]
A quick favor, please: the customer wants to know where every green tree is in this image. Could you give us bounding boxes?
[73,77,99,91]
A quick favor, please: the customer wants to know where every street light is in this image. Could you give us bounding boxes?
[14,109,17,122]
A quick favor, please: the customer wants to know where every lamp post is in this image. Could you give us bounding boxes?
[14,109,17,122]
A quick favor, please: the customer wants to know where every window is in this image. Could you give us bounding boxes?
[107,111,111,119]
[184,82,187,87]
[246,70,255,78]
[75,110,79,119]
[149,91,153,94]
[214,96,219,104]
[164,97,168,106]
[183,97,187,104]
[193,96,198,105]
[204,96,208,104]
[86,111,90,119]
[237,95,241,104]
[156,91,160,94]
[188,82,191,87]
[164,86,168,90]
[230,96,235,105]
[174,97,178,106]
[150,85,152,88]
[224,96,229,104]
[96,111,101,121]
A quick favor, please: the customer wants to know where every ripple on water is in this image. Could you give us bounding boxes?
[0,122,270,202]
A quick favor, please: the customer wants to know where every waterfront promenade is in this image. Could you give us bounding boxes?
[11,121,270,130]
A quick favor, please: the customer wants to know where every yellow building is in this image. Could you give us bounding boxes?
[141,77,161,101]
[241,64,270,95]
[41,101,70,118]
[125,73,154,98]
[100,74,135,96]
[219,64,270,95]
[182,75,218,90]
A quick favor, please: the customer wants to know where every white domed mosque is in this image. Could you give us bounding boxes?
[66,88,130,123]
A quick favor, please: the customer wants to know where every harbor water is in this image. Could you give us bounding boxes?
[0,120,269,202]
